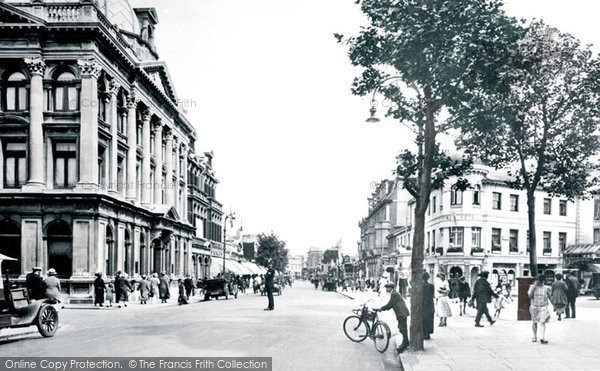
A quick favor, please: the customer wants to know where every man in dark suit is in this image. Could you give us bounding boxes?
[25,267,45,300]
[264,262,275,311]
[375,282,410,353]
[422,272,435,340]
[565,271,580,319]
[471,271,498,327]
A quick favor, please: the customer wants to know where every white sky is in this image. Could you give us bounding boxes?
[130,0,600,257]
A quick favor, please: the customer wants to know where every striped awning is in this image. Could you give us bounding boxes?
[563,244,600,256]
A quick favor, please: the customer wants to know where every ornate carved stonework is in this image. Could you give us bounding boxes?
[24,57,46,76]
[77,59,102,78]
[109,80,120,96]
[165,131,173,140]
[153,120,163,132]
[141,108,151,121]
[126,91,137,109]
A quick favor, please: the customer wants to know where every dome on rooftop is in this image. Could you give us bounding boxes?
[98,0,139,34]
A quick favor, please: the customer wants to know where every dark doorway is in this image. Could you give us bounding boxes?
[153,239,162,274]
[0,220,21,278]
[47,220,72,278]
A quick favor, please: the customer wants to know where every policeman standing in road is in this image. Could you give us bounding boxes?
[264,262,275,311]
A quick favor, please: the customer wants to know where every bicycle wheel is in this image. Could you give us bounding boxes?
[343,315,368,343]
[372,321,391,353]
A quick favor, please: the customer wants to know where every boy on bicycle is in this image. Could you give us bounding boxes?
[375,282,410,353]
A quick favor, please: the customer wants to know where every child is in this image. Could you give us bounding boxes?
[494,287,507,319]
[105,282,114,307]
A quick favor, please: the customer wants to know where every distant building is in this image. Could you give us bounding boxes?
[358,179,412,279]
[306,247,323,274]
[288,255,304,278]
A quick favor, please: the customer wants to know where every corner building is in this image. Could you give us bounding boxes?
[0,0,223,302]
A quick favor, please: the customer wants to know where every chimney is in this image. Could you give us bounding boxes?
[134,8,159,50]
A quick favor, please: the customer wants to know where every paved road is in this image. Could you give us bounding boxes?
[0,281,399,371]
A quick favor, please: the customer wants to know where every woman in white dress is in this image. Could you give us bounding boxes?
[436,273,452,327]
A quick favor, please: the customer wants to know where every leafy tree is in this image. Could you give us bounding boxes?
[453,21,600,275]
[322,249,340,265]
[256,233,289,272]
[336,0,521,350]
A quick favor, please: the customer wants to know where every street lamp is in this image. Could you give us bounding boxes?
[223,211,236,275]
[364,76,418,134]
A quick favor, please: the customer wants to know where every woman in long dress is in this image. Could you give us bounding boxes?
[529,274,552,344]
[422,272,435,339]
[550,274,568,321]
[436,273,452,327]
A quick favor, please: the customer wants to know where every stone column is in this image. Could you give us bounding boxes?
[126,93,137,201]
[141,109,151,205]
[181,144,188,221]
[108,81,119,193]
[77,59,102,190]
[23,57,46,190]
[165,131,174,207]
[153,121,163,205]
[173,137,179,212]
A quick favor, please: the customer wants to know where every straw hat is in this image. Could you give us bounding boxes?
[47,268,57,275]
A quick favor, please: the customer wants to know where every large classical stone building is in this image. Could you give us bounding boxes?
[0,0,223,301]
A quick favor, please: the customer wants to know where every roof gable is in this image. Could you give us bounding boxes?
[0,3,46,27]
[140,62,178,103]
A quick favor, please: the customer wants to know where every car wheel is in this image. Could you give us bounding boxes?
[37,305,59,338]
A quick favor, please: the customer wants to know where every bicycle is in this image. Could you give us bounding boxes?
[343,300,391,353]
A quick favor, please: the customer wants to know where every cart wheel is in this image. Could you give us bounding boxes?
[37,305,59,338]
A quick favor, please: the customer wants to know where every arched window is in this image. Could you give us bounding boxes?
[4,72,28,111]
[47,220,72,278]
[105,226,114,276]
[450,185,463,205]
[0,220,21,277]
[54,71,78,111]
[472,185,481,205]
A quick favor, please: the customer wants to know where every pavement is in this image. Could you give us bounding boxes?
[337,288,600,370]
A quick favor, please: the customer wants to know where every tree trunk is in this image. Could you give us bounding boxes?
[409,88,436,351]
[527,190,537,277]
[409,200,426,351]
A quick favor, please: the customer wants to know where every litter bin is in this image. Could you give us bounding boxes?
[517,276,534,321]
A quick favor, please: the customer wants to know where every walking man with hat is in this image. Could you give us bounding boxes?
[25,266,45,300]
[471,271,498,327]
[375,282,410,353]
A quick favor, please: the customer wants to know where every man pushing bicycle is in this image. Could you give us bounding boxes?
[375,282,410,353]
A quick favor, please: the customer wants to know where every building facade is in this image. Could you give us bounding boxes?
[0,0,223,302]
[358,179,412,279]
[386,164,594,288]
[288,255,304,278]
[306,247,323,275]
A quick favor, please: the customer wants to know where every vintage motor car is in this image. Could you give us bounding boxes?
[201,278,231,301]
[0,254,60,337]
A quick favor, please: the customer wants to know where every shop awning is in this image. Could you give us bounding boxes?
[564,244,600,256]
[209,258,224,278]
[240,261,261,275]
[588,264,600,273]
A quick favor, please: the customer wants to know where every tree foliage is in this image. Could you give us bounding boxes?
[322,249,340,265]
[337,0,522,351]
[256,233,289,272]
[452,21,600,274]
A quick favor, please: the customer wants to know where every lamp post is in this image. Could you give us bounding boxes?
[223,211,236,275]
[365,76,418,134]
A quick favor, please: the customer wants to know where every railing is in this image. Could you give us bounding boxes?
[447,247,464,254]
[470,247,484,255]
[47,5,82,22]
